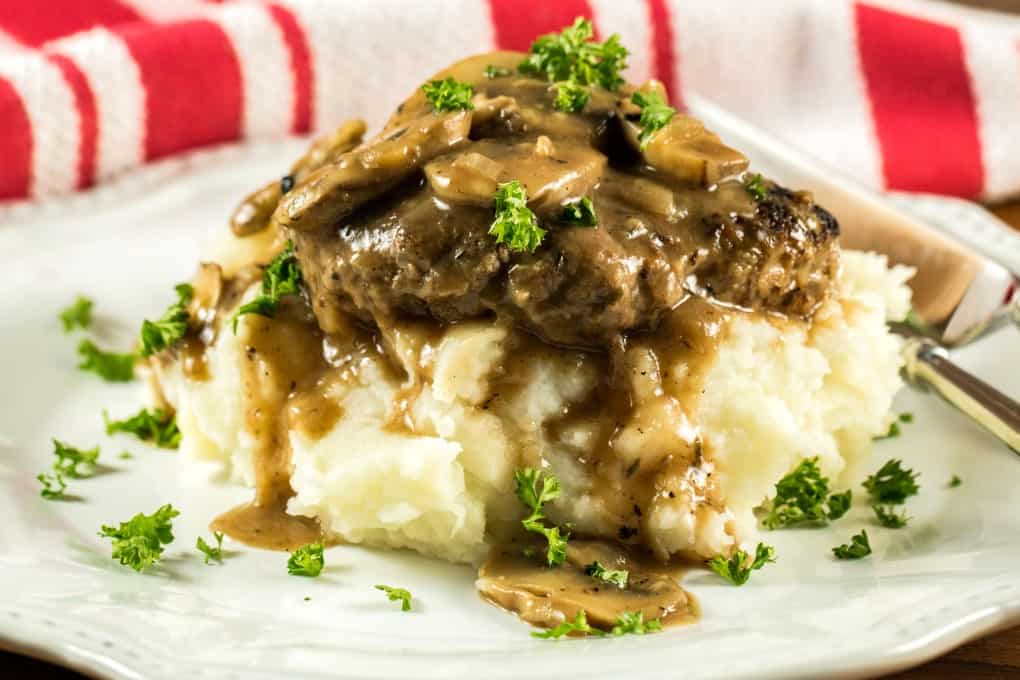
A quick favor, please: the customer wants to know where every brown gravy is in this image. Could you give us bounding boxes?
[478,539,697,631]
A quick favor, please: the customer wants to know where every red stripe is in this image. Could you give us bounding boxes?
[0,0,142,47]
[267,3,314,134]
[46,54,98,190]
[0,76,32,199]
[487,0,596,52]
[854,3,984,198]
[646,0,681,108]
[118,20,244,161]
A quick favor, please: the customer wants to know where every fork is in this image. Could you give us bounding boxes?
[895,294,1020,454]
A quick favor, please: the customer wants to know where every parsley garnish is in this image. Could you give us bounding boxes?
[862,459,920,504]
[827,489,852,520]
[52,439,100,478]
[232,242,303,332]
[631,90,676,150]
[832,529,872,560]
[762,458,852,529]
[707,543,775,586]
[118,451,133,460]
[490,181,546,253]
[421,77,474,112]
[375,585,412,612]
[60,296,93,332]
[140,283,193,357]
[561,197,597,227]
[948,475,962,488]
[745,173,767,201]
[514,468,568,566]
[99,504,179,573]
[77,340,135,382]
[610,610,662,636]
[553,80,589,113]
[484,64,511,79]
[38,472,67,500]
[104,408,181,449]
[585,561,628,589]
[518,17,628,91]
[877,413,913,440]
[532,610,604,639]
[196,532,224,564]
[873,504,909,528]
[531,609,663,640]
[287,542,324,577]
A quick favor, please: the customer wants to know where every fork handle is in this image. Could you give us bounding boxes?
[902,338,1020,454]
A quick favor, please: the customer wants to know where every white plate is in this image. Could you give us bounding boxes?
[1,142,1020,680]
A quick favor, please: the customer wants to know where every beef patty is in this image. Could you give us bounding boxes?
[262,51,839,349]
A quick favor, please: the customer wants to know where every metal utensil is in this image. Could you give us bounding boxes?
[898,330,1020,454]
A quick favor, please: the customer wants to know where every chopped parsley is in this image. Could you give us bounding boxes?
[877,413,913,440]
[744,173,767,201]
[761,458,853,529]
[99,504,179,573]
[561,197,597,227]
[38,472,67,500]
[826,490,853,521]
[421,77,474,112]
[287,542,324,577]
[948,475,962,488]
[832,530,872,560]
[585,561,628,589]
[552,80,589,113]
[610,610,662,636]
[60,296,93,332]
[104,408,181,449]
[196,532,224,564]
[484,64,511,79]
[231,242,303,332]
[514,467,568,566]
[489,180,546,253]
[52,439,100,478]
[873,504,909,529]
[77,339,135,382]
[707,543,775,586]
[631,90,676,150]
[518,17,628,91]
[118,451,134,460]
[532,609,604,639]
[862,459,920,504]
[375,585,412,612]
[532,609,663,640]
[140,283,193,357]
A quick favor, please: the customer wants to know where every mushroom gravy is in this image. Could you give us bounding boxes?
[156,48,843,632]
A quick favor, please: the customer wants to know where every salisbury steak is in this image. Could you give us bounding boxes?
[275,52,839,348]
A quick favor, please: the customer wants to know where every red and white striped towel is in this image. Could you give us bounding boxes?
[1,0,1019,204]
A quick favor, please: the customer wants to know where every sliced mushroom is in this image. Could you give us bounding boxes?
[425,152,504,206]
[620,87,748,187]
[229,119,367,237]
[424,138,606,210]
[275,110,472,232]
[478,539,691,630]
[599,173,678,219]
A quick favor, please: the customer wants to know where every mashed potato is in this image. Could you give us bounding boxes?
[156,250,912,565]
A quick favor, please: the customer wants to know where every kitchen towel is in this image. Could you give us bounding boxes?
[0,0,1018,204]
